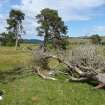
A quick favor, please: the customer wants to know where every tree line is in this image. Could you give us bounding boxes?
[0,8,69,50]
[0,8,102,50]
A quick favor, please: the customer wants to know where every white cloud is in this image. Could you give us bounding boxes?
[11,0,105,39]
[0,0,105,39]
[0,0,10,33]
[13,0,105,21]
[0,14,8,33]
[90,26,105,34]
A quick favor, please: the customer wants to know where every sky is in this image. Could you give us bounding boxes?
[0,0,105,39]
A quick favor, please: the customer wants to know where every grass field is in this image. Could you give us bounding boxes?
[0,44,105,105]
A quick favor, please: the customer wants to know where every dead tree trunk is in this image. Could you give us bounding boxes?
[32,46,105,89]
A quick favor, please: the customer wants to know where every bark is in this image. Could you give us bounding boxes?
[15,36,18,50]
[33,49,105,88]
[70,76,88,82]
[15,25,19,50]
[95,83,105,89]
[45,54,105,83]
[33,67,57,80]
[43,30,49,52]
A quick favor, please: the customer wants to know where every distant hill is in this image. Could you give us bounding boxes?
[23,39,43,44]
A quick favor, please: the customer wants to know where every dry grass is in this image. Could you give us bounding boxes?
[0,45,33,71]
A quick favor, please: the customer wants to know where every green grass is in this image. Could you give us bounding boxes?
[0,45,32,71]
[0,76,105,105]
[0,44,105,105]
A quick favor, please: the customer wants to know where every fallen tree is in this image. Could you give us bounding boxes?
[32,45,105,89]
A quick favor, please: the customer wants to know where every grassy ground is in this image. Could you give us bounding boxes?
[1,76,105,105]
[0,44,105,105]
[0,44,39,71]
[0,46,30,71]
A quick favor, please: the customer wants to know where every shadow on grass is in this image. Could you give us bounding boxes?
[0,67,33,84]
[70,79,100,89]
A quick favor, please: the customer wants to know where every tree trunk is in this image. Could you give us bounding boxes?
[15,35,18,50]
[43,36,47,52]
[33,67,57,80]
[43,30,48,52]
[15,25,19,50]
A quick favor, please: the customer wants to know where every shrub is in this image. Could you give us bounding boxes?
[90,34,101,44]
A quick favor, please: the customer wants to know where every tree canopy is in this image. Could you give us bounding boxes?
[0,32,15,46]
[90,34,101,44]
[7,9,25,48]
[36,8,68,51]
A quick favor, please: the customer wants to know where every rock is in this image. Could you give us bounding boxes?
[0,96,3,100]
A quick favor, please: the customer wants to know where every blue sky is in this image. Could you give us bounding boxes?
[0,0,105,39]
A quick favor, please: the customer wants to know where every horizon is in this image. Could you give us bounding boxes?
[0,0,105,39]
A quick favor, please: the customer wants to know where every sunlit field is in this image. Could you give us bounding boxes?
[0,44,105,105]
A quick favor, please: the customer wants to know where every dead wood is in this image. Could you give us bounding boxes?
[32,66,57,80]
[32,46,105,88]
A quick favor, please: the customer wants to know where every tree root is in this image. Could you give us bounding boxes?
[32,67,57,80]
